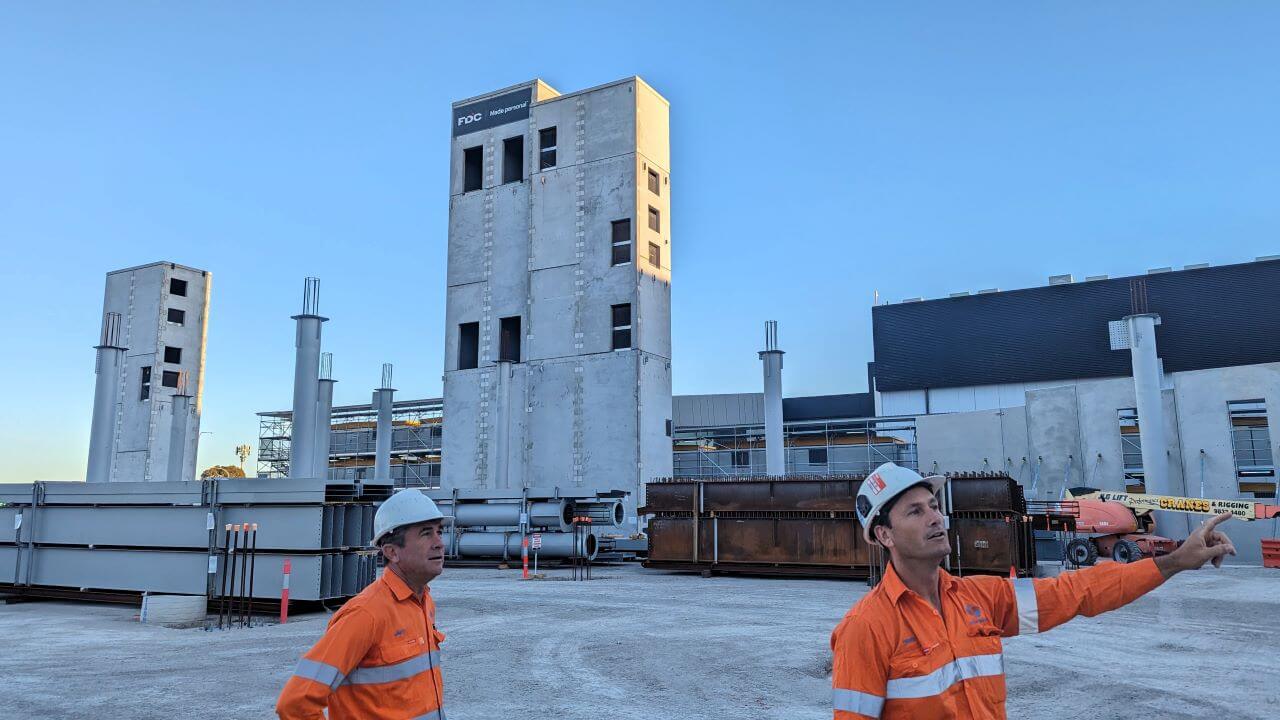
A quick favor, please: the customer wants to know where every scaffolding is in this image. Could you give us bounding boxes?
[672,416,918,478]
[257,398,443,487]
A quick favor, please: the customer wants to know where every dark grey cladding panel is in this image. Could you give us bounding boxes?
[783,394,875,422]
[872,259,1280,392]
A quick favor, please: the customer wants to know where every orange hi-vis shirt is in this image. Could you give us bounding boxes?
[830,558,1166,719]
[277,569,446,720]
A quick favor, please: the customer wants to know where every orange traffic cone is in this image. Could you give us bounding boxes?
[1009,565,1017,579]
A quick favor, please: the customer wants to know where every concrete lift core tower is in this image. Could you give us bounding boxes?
[442,77,674,530]
[86,262,210,482]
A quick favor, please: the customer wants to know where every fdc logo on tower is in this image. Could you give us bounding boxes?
[451,86,533,137]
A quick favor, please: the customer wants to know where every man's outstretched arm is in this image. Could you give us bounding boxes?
[979,513,1238,636]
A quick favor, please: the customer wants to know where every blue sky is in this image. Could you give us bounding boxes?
[2,2,1277,481]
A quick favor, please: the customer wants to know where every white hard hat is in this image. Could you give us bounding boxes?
[371,489,447,547]
[856,462,947,545]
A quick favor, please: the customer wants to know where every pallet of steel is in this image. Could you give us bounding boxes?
[946,472,1026,514]
[642,473,1038,579]
[0,479,391,603]
[642,476,872,578]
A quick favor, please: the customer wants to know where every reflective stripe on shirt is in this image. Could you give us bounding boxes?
[293,658,345,690]
[1011,578,1040,635]
[345,650,442,685]
[884,652,1004,699]
[833,687,885,717]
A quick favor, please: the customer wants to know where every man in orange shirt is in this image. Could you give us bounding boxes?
[832,462,1236,720]
[277,489,450,720]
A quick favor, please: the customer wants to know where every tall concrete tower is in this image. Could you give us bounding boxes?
[442,77,673,530]
[90,262,211,482]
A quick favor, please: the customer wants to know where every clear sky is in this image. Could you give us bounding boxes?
[2,2,1277,482]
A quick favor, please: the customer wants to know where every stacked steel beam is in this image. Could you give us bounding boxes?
[641,472,1037,578]
[0,478,390,606]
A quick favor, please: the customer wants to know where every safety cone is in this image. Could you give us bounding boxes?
[1009,565,1017,579]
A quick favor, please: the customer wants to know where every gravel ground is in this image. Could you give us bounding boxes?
[2,562,1277,719]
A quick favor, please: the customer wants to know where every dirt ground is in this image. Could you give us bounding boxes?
[2,562,1277,719]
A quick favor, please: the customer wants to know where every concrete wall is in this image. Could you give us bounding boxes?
[442,78,672,532]
[912,363,1280,562]
[916,406,1028,479]
[100,262,209,482]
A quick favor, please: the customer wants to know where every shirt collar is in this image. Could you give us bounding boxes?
[381,568,417,602]
[882,561,956,605]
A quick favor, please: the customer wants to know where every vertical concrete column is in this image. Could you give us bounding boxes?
[493,359,513,489]
[759,321,786,476]
[314,352,336,482]
[1125,313,1187,538]
[373,363,395,482]
[167,376,192,483]
[87,313,127,483]
[289,278,327,479]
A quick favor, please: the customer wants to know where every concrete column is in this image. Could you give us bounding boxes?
[167,389,192,483]
[289,278,327,479]
[1125,313,1188,538]
[87,313,127,483]
[373,363,395,482]
[314,353,335,482]
[758,321,785,476]
[494,359,513,489]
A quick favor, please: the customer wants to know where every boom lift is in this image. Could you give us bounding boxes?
[1058,487,1280,566]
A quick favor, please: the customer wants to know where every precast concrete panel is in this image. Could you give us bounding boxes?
[582,80,637,163]
[441,371,482,489]
[1025,385,1086,498]
[636,79,671,173]
[581,351,640,485]
[531,97,581,169]
[526,359,577,485]
[580,154,637,270]
[447,192,488,287]
[530,166,578,270]
[637,352,674,518]
[637,274,672,360]
[528,266,578,361]
[443,282,485,372]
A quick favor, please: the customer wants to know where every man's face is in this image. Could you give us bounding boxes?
[875,485,950,563]
[384,519,446,583]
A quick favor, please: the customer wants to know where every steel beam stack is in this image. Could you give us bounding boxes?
[0,479,391,606]
[641,472,1037,578]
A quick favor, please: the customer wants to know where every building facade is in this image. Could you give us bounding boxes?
[92,262,210,482]
[441,77,673,528]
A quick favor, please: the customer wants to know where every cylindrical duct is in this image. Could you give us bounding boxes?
[449,531,597,561]
[289,278,326,479]
[373,363,395,483]
[447,501,572,530]
[574,501,624,527]
[493,359,513,489]
[759,320,785,476]
[167,387,192,484]
[314,353,335,483]
[1125,313,1188,538]
[87,313,127,483]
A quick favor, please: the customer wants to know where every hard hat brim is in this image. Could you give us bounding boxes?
[369,514,452,548]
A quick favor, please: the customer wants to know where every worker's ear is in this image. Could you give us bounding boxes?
[874,523,894,549]
[381,543,399,565]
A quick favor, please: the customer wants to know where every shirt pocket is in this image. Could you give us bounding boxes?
[375,639,423,665]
